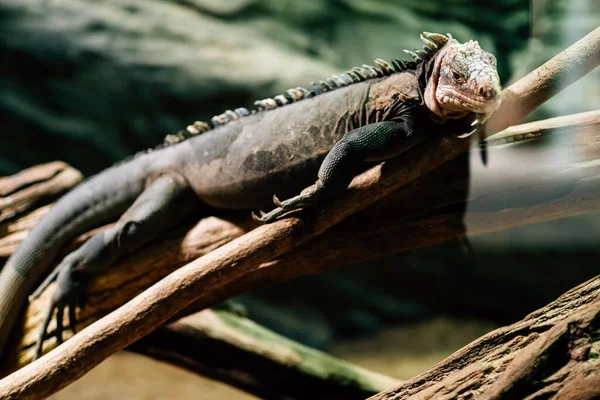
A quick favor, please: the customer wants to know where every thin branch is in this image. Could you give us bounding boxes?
[132,309,399,400]
[482,27,600,138]
[0,27,599,399]
[485,108,600,146]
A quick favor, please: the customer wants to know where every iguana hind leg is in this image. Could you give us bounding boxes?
[254,119,426,223]
[31,173,198,358]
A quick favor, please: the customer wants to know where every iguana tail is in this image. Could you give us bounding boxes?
[0,162,147,360]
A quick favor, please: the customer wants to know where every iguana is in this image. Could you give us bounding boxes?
[0,32,501,362]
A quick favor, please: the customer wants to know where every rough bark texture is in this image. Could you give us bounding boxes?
[132,309,399,400]
[0,27,598,400]
[0,162,82,256]
[369,275,600,400]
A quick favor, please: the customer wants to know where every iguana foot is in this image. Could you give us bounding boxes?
[29,174,197,359]
[251,208,288,223]
[252,189,321,223]
[31,259,84,359]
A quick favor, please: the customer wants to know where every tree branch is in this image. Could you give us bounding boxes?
[0,27,598,399]
[132,309,399,400]
[4,110,600,371]
[485,108,600,147]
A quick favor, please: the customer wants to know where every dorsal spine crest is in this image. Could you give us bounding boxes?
[162,32,449,146]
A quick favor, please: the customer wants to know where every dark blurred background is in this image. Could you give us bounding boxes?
[1,0,600,398]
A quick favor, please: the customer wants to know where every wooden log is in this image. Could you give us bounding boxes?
[0,161,82,224]
[369,274,600,399]
[0,162,82,258]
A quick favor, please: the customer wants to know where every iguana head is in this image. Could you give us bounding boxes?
[423,34,501,132]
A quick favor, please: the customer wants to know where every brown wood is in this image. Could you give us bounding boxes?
[369,274,600,399]
[0,27,598,400]
[0,161,82,223]
[0,162,82,258]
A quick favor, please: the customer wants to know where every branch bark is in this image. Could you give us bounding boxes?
[0,27,598,399]
[3,110,600,370]
[0,162,82,258]
[369,274,600,400]
[132,309,399,400]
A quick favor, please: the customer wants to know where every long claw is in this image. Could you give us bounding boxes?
[251,211,265,222]
[68,303,77,334]
[35,304,55,359]
[457,119,481,139]
[55,306,64,345]
[456,128,478,139]
[273,194,283,207]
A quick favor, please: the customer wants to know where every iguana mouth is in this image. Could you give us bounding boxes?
[437,88,499,114]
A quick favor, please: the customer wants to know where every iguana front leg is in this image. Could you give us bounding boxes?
[253,118,426,223]
[30,173,198,358]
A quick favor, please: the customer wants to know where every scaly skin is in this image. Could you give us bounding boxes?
[0,33,501,365]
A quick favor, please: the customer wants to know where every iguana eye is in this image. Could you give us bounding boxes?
[451,70,464,83]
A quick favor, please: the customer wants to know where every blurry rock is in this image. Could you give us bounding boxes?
[0,0,529,175]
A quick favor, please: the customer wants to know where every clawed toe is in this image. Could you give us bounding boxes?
[34,295,80,359]
[251,210,267,222]
[251,206,290,224]
[32,264,84,360]
[273,194,283,208]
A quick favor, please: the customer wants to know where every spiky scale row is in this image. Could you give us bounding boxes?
[162,32,449,146]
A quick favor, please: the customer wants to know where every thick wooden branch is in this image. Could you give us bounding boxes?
[0,27,598,399]
[132,309,399,400]
[2,109,599,371]
[0,162,82,258]
[482,27,600,138]
[0,161,82,224]
[369,274,600,399]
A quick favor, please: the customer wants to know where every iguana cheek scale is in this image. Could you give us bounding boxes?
[0,32,501,362]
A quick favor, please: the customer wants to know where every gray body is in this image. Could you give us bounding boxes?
[0,32,502,362]
[0,72,423,359]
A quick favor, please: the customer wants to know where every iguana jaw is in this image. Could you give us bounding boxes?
[425,36,502,126]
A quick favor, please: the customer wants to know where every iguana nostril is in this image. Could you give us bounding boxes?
[480,86,496,99]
